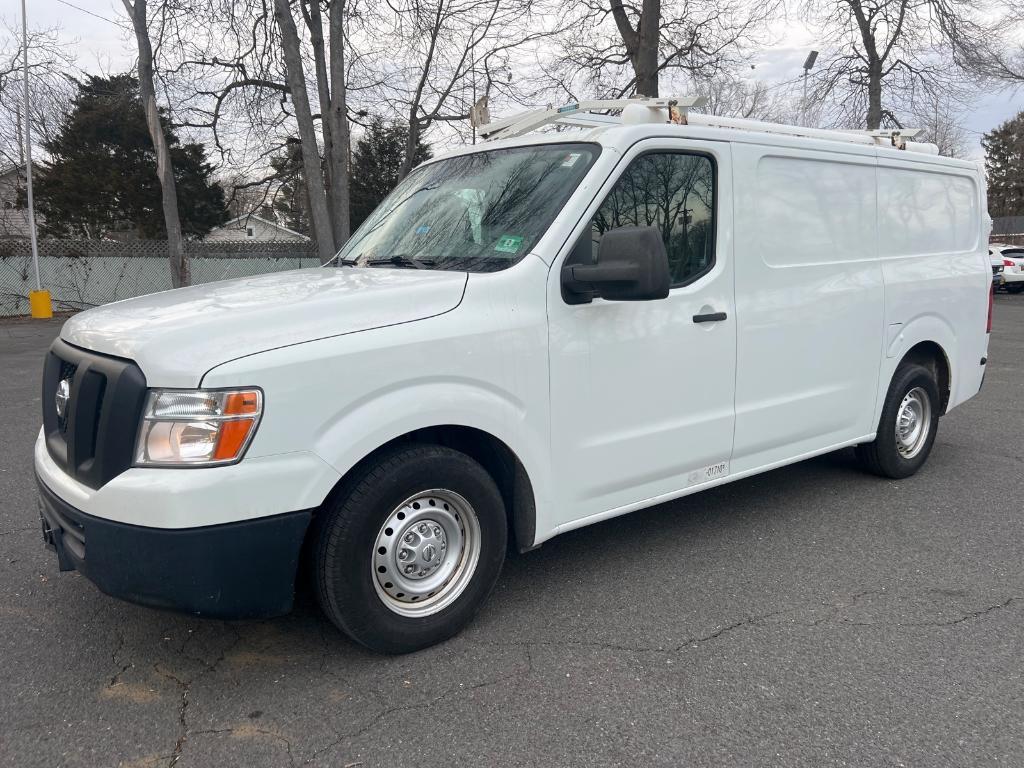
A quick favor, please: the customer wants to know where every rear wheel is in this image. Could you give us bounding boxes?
[855,362,940,479]
[313,444,507,654]
[1007,283,1024,294]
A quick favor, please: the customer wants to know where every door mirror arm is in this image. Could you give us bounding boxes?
[562,261,642,303]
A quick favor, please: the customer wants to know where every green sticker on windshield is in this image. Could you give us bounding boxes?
[494,234,524,254]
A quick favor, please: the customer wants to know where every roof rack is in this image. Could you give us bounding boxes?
[478,97,933,152]
[478,97,703,141]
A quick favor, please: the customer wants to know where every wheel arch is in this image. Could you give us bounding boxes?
[897,340,952,414]
[317,425,538,553]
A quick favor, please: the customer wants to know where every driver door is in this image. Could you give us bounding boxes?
[546,139,737,529]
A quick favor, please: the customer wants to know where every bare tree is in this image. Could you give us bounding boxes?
[377,0,553,179]
[0,21,75,168]
[803,0,996,129]
[165,0,364,255]
[122,0,189,287]
[549,0,778,100]
[909,93,970,157]
[273,0,335,260]
[694,74,795,121]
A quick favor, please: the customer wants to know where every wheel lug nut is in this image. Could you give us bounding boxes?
[398,549,411,561]
[418,523,428,535]
[432,527,441,537]
[404,564,415,574]
[404,533,415,544]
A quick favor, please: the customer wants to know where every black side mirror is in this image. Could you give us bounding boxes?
[561,226,671,304]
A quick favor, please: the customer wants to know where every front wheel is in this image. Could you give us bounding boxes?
[855,362,940,479]
[313,444,507,654]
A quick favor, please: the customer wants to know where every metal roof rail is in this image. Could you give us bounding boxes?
[478,97,704,141]
[478,98,934,152]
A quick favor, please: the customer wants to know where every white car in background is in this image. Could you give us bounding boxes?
[990,244,1024,293]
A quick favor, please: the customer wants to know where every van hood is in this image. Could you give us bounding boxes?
[61,267,467,387]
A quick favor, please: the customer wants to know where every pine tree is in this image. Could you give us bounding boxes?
[268,142,310,234]
[32,74,227,239]
[983,112,1024,219]
[349,118,432,231]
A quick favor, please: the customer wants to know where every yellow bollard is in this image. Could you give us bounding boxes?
[29,289,53,319]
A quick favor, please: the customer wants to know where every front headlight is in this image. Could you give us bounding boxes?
[135,388,263,467]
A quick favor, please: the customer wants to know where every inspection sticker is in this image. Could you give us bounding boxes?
[494,235,524,254]
[561,152,582,168]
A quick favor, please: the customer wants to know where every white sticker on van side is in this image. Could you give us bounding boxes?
[687,461,730,486]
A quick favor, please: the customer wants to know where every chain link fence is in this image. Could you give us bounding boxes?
[0,239,321,317]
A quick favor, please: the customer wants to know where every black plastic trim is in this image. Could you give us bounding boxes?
[42,338,148,490]
[36,476,312,619]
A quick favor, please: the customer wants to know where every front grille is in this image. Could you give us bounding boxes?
[42,339,148,490]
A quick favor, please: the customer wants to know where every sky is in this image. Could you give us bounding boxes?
[15,0,1024,161]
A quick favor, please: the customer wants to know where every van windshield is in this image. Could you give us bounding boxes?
[329,143,599,273]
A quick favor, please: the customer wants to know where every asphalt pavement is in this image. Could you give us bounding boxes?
[1,298,1022,768]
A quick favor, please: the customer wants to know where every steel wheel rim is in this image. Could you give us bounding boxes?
[895,386,931,459]
[371,489,481,617]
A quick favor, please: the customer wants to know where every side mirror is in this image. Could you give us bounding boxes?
[561,226,670,304]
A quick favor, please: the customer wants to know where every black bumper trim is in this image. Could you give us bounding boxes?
[36,474,312,619]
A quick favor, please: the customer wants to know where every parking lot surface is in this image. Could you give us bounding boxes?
[2,298,1023,768]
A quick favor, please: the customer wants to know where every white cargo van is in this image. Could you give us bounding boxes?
[35,100,992,653]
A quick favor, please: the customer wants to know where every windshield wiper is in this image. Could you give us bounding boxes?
[365,254,436,270]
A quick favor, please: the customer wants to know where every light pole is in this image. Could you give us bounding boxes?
[21,0,51,318]
[801,50,819,128]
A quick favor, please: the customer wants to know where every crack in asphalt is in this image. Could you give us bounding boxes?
[302,647,533,765]
[475,591,1024,657]
[151,624,243,767]
[107,630,131,687]
[190,726,297,768]
[839,596,1023,628]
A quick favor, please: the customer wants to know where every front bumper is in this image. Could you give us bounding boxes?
[36,474,312,619]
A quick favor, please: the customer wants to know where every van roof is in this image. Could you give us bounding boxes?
[434,120,979,173]
[430,99,980,174]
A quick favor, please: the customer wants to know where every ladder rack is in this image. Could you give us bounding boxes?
[478,97,703,141]
[478,97,930,151]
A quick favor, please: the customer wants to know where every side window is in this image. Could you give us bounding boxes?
[591,152,715,286]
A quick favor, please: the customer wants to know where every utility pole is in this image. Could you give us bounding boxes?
[801,50,819,128]
[22,0,50,318]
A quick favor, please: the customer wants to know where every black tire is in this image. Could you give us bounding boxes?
[1007,283,1024,294]
[313,444,507,654]
[855,362,940,479]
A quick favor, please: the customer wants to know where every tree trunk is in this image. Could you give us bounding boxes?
[123,0,189,287]
[401,110,420,181]
[328,0,351,244]
[274,0,337,262]
[633,0,660,96]
[866,60,882,129]
[303,0,347,246]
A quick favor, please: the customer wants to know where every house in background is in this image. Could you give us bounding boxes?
[205,214,309,243]
[0,164,44,239]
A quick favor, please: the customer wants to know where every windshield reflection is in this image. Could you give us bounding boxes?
[330,144,600,273]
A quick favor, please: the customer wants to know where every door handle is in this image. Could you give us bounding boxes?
[692,311,727,324]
